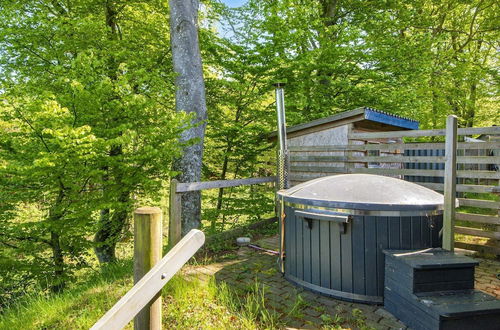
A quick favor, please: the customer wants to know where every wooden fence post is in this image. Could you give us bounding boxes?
[134,207,163,330]
[443,115,458,251]
[169,179,182,246]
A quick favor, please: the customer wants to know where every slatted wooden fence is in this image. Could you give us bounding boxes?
[169,176,277,246]
[289,119,500,255]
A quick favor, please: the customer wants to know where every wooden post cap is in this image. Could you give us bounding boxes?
[134,207,162,215]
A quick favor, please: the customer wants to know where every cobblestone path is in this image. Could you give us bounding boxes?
[183,235,500,329]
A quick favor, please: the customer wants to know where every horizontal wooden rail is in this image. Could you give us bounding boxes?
[455,212,500,225]
[418,182,500,194]
[349,126,500,139]
[455,242,500,255]
[91,230,205,330]
[455,226,499,239]
[458,198,500,210]
[290,155,500,165]
[289,141,500,152]
[176,176,276,193]
[349,168,500,180]
[290,166,500,180]
[290,166,348,174]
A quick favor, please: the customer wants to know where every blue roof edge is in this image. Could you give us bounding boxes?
[364,107,419,130]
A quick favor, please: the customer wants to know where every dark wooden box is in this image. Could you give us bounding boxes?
[384,249,500,330]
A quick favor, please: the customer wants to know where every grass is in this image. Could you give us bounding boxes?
[0,260,133,330]
[0,261,272,329]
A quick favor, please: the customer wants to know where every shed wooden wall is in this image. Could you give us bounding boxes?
[288,125,347,187]
[287,123,404,187]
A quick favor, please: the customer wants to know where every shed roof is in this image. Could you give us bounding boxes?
[270,107,419,139]
[291,107,418,133]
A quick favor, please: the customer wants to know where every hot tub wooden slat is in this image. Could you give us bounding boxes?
[320,220,331,288]
[330,221,342,291]
[352,216,366,295]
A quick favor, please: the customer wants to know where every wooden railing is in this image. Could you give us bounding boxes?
[288,116,500,255]
[169,176,276,246]
[91,208,205,330]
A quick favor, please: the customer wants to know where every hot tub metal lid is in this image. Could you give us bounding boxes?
[278,174,452,211]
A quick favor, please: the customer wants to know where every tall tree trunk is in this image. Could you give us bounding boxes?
[49,185,66,293]
[94,3,130,263]
[169,0,207,235]
[94,145,131,263]
[50,230,65,293]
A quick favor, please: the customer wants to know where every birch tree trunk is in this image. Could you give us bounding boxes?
[169,0,207,235]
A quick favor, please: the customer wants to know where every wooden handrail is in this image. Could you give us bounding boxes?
[91,229,205,330]
[175,176,276,193]
[169,176,276,246]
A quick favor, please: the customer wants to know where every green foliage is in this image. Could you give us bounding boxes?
[0,0,188,298]
[213,0,499,128]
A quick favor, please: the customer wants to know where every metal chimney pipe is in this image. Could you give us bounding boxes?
[274,81,288,274]
[275,82,289,190]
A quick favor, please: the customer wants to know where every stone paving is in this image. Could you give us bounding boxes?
[184,235,500,329]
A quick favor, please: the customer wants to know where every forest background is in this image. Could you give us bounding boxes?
[0,0,498,309]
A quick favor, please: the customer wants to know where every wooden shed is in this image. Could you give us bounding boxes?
[279,107,419,187]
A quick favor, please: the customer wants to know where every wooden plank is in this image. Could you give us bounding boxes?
[351,216,365,294]
[456,156,500,164]
[455,213,500,225]
[341,220,353,293]
[457,198,500,210]
[311,219,321,286]
[303,218,312,283]
[411,216,422,248]
[349,126,500,139]
[289,174,329,183]
[296,210,304,280]
[169,179,182,247]
[376,217,388,296]
[133,207,162,330]
[417,182,500,194]
[290,155,348,162]
[176,176,276,192]
[290,166,350,174]
[91,229,205,330]
[349,167,500,180]
[432,216,442,247]
[455,226,498,239]
[454,241,500,255]
[444,115,458,251]
[364,216,377,296]
[289,211,296,277]
[292,155,500,164]
[329,220,342,290]
[319,220,330,288]
[288,141,499,152]
[420,216,431,248]
[350,128,447,139]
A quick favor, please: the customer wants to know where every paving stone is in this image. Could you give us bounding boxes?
[302,306,322,318]
[185,233,500,328]
[375,307,398,320]
[379,317,404,328]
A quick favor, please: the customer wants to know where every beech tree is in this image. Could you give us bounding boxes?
[0,0,187,295]
[169,0,208,234]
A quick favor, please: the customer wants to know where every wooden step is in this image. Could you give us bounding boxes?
[385,288,500,330]
[384,248,500,330]
[384,248,477,294]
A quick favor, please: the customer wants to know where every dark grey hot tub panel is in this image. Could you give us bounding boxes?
[285,205,443,304]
